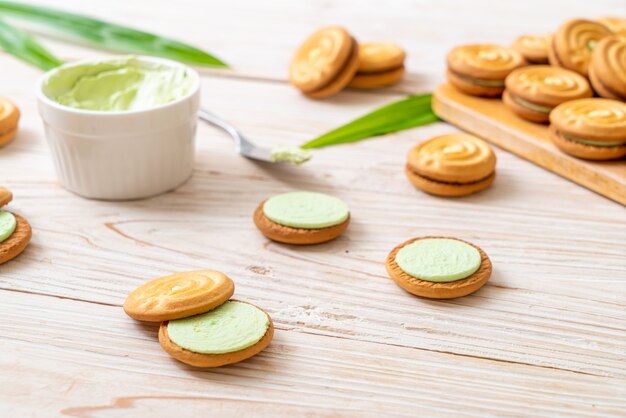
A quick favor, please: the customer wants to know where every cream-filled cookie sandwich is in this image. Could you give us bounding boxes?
[348,42,406,89]
[589,35,626,101]
[512,34,551,64]
[504,66,592,123]
[254,191,350,245]
[447,44,526,97]
[386,237,492,299]
[0,187,32,265]
[405,134,496,197]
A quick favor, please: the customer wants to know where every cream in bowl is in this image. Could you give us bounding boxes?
[37,56,200,200]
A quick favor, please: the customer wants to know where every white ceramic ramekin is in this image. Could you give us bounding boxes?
[37,56,200,200]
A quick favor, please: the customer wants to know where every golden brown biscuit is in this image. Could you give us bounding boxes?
[447,44,526,97]
[0,214,32,265]
[385,237,492,299]
[0,187,12,207]
[124,270,235,322]
[0,98,20,147]
[158,302,274,368]
[597,17,626,35]
[356,42,406,73]
[512,34,551,64]
[589,35,626,100]
[549,98,626,160]
[548,19,611,77]
[348,66,405,89]
[253,201,349,245]
[406,133,496,197]
[289,27,359,99]
[503,66,592,123]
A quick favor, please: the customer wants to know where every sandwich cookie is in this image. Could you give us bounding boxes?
[289,26,359,99]
[124,270,235,322]
[504,66,592,123]
[254,191,350,245]
[589,35,626,101]
[512,35,551,64]
[159,301,274,368]
[386,237,492,299]
[549,98,626,160]
[0,98,20,147]
[548,19,611,77]
[0,187,32,265]
[406,134,496,197]
[348,42,406,89]
[446,44,526,97]
[597,17,626,35]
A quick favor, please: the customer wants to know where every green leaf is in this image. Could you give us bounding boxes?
[301,94,439,149]
[0,18,63,70]
[0,1,228,68]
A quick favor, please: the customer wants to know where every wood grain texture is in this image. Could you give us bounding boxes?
[1,0,625,416]
[433,83,626,205]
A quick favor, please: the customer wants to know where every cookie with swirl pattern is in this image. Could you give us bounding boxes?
[589,35,626,101]
[549,98,626,160]
[447,44,526,97]
[504,65,592,123]
[548,19,611,77]
[406,133,496,196]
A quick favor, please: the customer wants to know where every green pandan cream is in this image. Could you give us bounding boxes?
[0,211,16,243]
[395,238,481,282]
[43,56,194,111]
[263,191,349,229]
[167,301,269,354]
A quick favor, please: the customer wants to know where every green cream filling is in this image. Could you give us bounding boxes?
[563,134,626,147]
[44,56,194,111]
[395,238,481,283]
[263,191,349,229]
[270,146,312,165]
[456,73,505,87]
[512,96,553,114]
[0,211,16,243]
[167,301,269,354]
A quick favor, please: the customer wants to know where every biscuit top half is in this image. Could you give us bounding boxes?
[550,99,626,141]
[505,66,592,106]
[447,44,526,79]
[408,134,496,183]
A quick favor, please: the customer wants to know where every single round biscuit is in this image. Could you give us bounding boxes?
[356,42,406,73]
[597,17,626,35]
[304,38,359,99]
[447,44,526,81]
[348,66,405,89]
[548,19,611,77]
[405,165,496,197]
[159,302,274,368]
[124,270,235,322]
[0,213,31,265]
[407,133,496,183]
[446,69,504,97]
[253,201,349,245]
[385,237,492,299]
[504,66,592,122]
[289,27,355,94]
[0,187,12,207]
[549,125,626,160]
[512,34,551,64]
[549,98,626,142]
[0,98,19,147]
[589,35,626,100]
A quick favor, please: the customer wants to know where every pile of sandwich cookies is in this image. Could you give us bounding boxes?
[289,26,406,98]
[124,270,273,367]
[447,17,626,160]
[0,187,32,265]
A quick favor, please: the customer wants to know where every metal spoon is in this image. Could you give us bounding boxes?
[198,109,312,165]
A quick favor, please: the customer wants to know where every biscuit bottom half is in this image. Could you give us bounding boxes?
[405,165,495,197]
[549,126,626,160]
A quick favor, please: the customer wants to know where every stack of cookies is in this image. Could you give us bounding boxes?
[289,26,406,98]
[446,17,626,161]
[124,270,273,367]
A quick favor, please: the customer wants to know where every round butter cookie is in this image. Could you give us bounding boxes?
[512,34,551,64]
[589,35,626,100]
[0,98,20,147]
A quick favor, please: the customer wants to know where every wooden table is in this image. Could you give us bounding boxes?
[1,1,625,416]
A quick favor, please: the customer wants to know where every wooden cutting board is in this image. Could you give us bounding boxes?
[432,83,626,206]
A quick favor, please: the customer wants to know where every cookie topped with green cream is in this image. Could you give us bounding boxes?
[0,211,16,243]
